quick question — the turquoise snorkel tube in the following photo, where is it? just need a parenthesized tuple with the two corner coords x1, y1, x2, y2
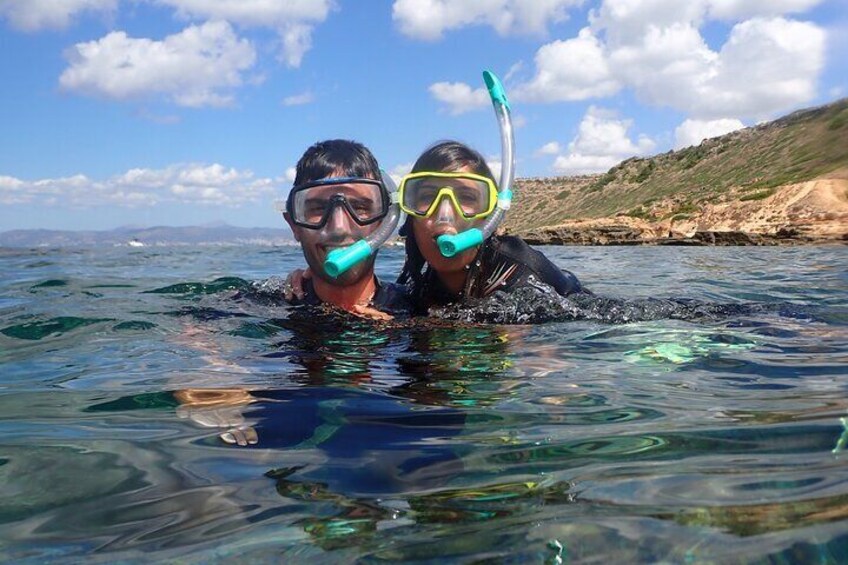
(323, 171, 401, 278)
(437, 70, 515, 258)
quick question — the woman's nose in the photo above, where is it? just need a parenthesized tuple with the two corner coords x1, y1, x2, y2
(435, 195, 456, 224)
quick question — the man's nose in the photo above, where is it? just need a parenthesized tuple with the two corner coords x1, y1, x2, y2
(327, 203, 355, 232)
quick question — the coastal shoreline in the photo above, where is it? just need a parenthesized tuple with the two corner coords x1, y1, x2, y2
(513, 228, 848, 246)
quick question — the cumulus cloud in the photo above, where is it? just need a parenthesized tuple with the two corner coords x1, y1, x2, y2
(487, 157, 503, 183)
(552, 106, 654, 175)
(697, 17, 825, 118)
(59, 21, 256, 107)
(513, 27, 620, 102)
(429, 82, 489, 115)
(392, 0, 582, 41)
(0, 0, 116, 31)
(0, 163, 278, 207)
(155, 0, 334, 67)
(387, 162, 414, 186)
(674, 118, 745, 149)
(282, 91, 314, 106)
(507, 0, 826, 120)
(707, 0, 824, 20)
(536, 141, 562, 155)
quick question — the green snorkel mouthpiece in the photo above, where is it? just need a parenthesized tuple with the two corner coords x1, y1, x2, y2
(325, 240, 372, 278)
(437, 229, 484, 258)
(437, 70, 515, 258)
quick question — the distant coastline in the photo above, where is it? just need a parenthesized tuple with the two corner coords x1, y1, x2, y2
(0, 224, 295, 248)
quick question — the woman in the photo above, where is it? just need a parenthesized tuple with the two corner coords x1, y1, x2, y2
(396, 140, 587, 315)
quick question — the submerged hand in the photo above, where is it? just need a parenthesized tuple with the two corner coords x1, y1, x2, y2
(351, 303, 393, 321)
(175, 388, 259, 446)
(219, 426, 259, 446)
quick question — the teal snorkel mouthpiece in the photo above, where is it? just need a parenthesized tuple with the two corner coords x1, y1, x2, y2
(437, 229, 484, 258)
(438, 69, 515, 258)
(321, 170, 401, 278)
(325, 239, 371, 278)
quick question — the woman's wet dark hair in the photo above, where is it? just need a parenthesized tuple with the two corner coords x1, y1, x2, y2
(293, 139, 380, 187)
(397, 141, 497, 306)
(408, 140, 496, 179)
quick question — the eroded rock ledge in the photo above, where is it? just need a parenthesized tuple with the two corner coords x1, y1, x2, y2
(509, 177, 848, 246)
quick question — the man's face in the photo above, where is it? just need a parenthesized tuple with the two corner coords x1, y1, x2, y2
(285, 181, 383, 286)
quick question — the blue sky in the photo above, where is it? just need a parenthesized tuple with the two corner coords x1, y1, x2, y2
(1, 0, 846, 231)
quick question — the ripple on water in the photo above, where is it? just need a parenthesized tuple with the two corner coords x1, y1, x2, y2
(0, 245, 846, 562)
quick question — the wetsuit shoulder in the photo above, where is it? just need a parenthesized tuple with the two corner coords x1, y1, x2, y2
(373, 279, 413, 315)
(486, 235, 587, 297)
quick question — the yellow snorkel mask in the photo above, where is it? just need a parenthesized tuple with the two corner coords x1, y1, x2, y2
(398, 171, 498, 220)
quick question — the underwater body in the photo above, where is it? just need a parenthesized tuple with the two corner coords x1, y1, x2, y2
(1, 244, 847, 563)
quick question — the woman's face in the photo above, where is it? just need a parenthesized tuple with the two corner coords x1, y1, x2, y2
(410, 166, 488, 275)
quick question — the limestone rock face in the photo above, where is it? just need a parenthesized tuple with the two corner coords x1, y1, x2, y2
(509, 175, 848, 246)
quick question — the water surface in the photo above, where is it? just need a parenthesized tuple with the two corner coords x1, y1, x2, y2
(1, 245, 846, 563)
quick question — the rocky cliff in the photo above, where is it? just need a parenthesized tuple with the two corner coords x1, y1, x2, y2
(503, 98, 848, 245)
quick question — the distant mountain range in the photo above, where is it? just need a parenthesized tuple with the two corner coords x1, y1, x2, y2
(0, 224, 295, 248)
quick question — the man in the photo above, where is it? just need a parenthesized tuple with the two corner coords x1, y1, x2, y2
(282, 139, 409, 319)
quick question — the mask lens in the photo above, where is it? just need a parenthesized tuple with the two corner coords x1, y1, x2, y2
(402, 175, 493, 218)
(291, 180, 386, 228)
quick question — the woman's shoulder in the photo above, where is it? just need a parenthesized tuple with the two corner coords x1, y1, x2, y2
(487, 235, 588, 296)
(488, 234, 541, 262)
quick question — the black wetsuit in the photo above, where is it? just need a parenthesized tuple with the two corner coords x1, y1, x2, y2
(412, 235, 587, 312)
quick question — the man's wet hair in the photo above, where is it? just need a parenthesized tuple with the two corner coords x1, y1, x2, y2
(292, 139, 381, 189)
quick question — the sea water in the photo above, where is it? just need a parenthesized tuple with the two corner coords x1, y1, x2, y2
(0, 244, 846, 563)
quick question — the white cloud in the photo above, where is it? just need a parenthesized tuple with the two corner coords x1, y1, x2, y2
(487, 158, 503, 183)
(392, 0, 582, 41)
(606, 22, 717, 112)
(156, 0, 334, 67)
(0, 175, 25, 190)
(512, 114, 528, 128)
(707, 0, 824, 20)
(386, 162, 413, 186)
(283, 167, 297, 184)
(429, 82, 489, 115)
(552, 106, 655, 175)
(282, 91, 314, 106)
(59, 21, 256, 108)
(697, 17, 826, 118)
(591, 0, 707, 46)
(506, 1, 827, 121)
(0, 164, 278, 207)
(536, 141, 562, 155)
(674, 118, 744, 149)
(0, 0, 115, 31)
(513, 27, 620, 102)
